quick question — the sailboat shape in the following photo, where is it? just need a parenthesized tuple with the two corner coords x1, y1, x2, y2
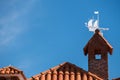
(87, 19, 98, 32)
(85, 11, 109, 35)
(88, 19, 93, 28)
(93, 20, 98, 28)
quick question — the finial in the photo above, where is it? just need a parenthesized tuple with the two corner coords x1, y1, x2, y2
(85, 11, 109, 36)
(95, 29, 100, 33)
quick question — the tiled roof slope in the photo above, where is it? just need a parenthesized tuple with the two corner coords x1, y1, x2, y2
(0, 66, 22, 74)
(29, 62, 103, 80)
(0, 66, 26, 80)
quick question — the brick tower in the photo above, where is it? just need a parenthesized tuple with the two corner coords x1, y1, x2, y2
(83, 29, 113, 80)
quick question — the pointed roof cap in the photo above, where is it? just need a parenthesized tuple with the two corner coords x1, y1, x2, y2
(84, 29, 113, 55)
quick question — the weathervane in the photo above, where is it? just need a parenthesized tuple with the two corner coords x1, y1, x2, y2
(85, 11, 109, 36)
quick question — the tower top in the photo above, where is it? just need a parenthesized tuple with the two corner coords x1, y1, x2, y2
(83, 28, 113, 79)
(83, 29, 113, 56)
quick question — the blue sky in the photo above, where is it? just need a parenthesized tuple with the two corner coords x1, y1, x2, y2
(0, 0, 120, 79)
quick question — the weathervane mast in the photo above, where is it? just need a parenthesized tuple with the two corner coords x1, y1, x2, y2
(94, 11, 99, 27)
(85, 11, 109, 36)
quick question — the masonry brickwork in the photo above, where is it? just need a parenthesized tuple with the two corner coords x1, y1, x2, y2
(89, 56, 108, 79)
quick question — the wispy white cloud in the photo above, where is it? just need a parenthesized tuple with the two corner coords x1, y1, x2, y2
(16, 59, 33, 69)
(0, 0, 37, 46)
(0, 13, 22, 46)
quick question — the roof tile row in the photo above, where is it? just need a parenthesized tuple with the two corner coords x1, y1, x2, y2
(0, 66, 22, 74)
(29, 62, 103, 80)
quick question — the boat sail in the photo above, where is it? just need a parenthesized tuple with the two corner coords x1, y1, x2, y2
(93, 20, 99, 29)
(87, 19, 98, 32)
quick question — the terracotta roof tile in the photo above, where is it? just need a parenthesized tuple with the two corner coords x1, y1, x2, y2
(29, 62, 103, 80)
(0, 66, 27, 80)
(0, 66, 22, 74)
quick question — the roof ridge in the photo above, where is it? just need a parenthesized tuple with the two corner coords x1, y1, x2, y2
(30, 62, 87, 78)
(1, 66, 22, 72)
(88, 72, 103, 80)
(30, 62, 70, 77)
(0, 65, 27, 80)
(96, 31, 113, 48)
(29, 62, 103, 80)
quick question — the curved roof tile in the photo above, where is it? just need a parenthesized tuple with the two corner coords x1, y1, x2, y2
(29, 62, 103, 80)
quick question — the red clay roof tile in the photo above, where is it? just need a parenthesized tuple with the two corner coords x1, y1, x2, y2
(29, 62, 103, 80)
(0, 66, 22, 74)
(0, 66, 26, 80)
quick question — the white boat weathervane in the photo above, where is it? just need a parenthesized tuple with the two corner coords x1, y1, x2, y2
(85, 11, 109, 35)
